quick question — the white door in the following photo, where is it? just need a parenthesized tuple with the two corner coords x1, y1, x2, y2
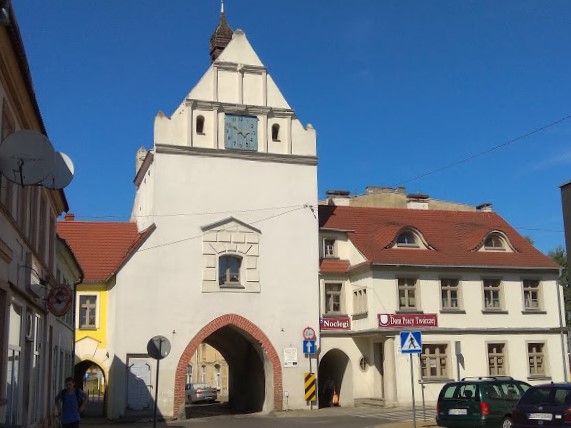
(127, 359, 152, 410)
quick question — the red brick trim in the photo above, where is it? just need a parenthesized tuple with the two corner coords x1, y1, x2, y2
(173, 314, 283, 418)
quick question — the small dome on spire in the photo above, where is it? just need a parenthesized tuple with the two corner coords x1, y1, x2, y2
(209, 0, 233, 63)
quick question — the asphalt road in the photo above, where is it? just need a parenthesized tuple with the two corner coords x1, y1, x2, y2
(83, 402, 438, 428)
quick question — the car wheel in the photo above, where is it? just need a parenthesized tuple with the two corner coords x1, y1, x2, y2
(501, 416, 512, 428)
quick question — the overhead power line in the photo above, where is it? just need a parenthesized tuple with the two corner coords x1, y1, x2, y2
(137, 204, 313, 253)
(392, 113, 571, 187)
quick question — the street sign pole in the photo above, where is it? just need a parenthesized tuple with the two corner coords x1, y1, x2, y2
(400, 331, 422, 428)
(309, 356, 313, 410)
(410, 355, 416, 428)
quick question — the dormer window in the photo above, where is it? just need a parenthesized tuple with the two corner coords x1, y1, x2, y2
(218, 255, 242, 286)
(196, 115, 205, 134)
(396, 231, 418, 247)
(323, 239, 336, 258)
(484, 233, 506, 251)
(271, 124, 280, 142)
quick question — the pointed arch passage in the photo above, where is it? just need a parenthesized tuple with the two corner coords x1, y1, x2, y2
(173, 314, 283, 418)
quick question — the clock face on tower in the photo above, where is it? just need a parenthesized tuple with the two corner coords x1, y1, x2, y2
(224, 114, 258, 151)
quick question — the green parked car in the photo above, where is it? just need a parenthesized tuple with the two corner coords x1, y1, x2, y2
(436, 376, 531, 428)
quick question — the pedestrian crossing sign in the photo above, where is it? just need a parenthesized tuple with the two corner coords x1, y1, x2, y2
(400, 331, 422, 354)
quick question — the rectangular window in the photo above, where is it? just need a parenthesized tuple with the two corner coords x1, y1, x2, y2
(323, 239, 335, 258)
(488, 343, 506, 376)
(7, 303, 22, 426)
(483, 279, 502, 310)
(398, 278, 417, 310)
(528, 343, 545, 377)
(324, 283, 342, 314)
(421, 344, 448, 379)
(441, 279, 459, 309)
(523, 280, 540, 310)
(79, 295, 97, 329)
(353, 288, 367, 315)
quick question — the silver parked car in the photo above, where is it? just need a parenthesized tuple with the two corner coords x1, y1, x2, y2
(185, 383, 218, 403)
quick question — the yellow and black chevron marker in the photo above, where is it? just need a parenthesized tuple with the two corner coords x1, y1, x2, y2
(304, 372, 317, 402)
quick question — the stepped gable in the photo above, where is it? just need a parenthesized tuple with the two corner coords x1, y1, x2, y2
(319, 205, 558, 269)
(57, 220, 155, 282)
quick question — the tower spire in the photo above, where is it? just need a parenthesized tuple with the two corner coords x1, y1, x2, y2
(209, 0, 233, 63)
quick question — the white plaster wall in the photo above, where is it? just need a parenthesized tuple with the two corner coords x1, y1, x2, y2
(110, 153, 319, 417)
(392, 332, 567, 406)
(319, 265, 566, 408)
(366, 271, 561, 329)
(131, 162, 155, 229)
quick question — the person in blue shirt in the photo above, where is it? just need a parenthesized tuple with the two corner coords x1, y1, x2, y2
(55, 377, 87, 428)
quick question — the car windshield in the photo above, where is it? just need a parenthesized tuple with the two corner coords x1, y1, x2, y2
(520, 387, 571, 406)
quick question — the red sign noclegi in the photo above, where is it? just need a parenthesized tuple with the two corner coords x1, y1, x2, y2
(320, 316, 351, 330)
(377, 313, 438, 328)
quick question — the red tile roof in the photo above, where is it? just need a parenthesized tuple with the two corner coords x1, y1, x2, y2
(319, 205, 559, 270)
(320, 259, 350, 273)
(57, 220, 155, 282)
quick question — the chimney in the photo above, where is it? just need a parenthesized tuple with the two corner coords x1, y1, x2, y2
(407, 193, 429, 210)
(65, 213, 75, 222)
(477, 203, 493, 212)
(325, 190, 351, 206)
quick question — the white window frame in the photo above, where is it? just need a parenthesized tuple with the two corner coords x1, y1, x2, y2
(440, 278, 461, 310)
(487, 342, 507, 376)
(218, 254, 243, 287)
(421, 344, 449, 379)
(484, 233, 506, 251)
(353, 288, 367, 316)
(76, 292, 100, 329)
(324, 282, 343, 314)
(398, 278, 418, 310)
(483, 278, 503, 310)
(527, 342, 547, 378)
(396, 231, 419, 248)
(523, 279, 541, 311)
(323, 239, 336, 258)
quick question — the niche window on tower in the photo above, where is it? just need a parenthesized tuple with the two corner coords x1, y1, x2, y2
(196, 115, 205, 135)
(271, 124, 280, 142)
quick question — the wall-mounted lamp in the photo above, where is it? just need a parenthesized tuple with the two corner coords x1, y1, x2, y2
(18, 265, 48, 299)
(19, 265, 47, 285)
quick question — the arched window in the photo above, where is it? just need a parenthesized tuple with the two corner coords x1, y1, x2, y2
(218, 255, 242, 285)
(271, 124, 280, 141)
(196, 115, 205, 134)
(396, 231, 417, 246)
(484, 233, 505, 250)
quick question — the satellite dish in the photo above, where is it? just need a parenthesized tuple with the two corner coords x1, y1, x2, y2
(0, 130, 55, 185)
(41, 151, 74, 189)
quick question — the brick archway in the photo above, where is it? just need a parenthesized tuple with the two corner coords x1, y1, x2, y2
(173, 314, 283, 418)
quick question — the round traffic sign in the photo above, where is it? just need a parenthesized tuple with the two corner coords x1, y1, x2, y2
(303, 326, 316, 341)
(147, 336, 171, 360)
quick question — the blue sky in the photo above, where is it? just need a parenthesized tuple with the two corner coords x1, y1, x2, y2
(13, 1, 571, 255)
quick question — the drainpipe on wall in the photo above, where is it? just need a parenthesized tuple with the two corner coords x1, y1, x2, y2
(556, 268, 568, 381)
(72, 278, 81, 382)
